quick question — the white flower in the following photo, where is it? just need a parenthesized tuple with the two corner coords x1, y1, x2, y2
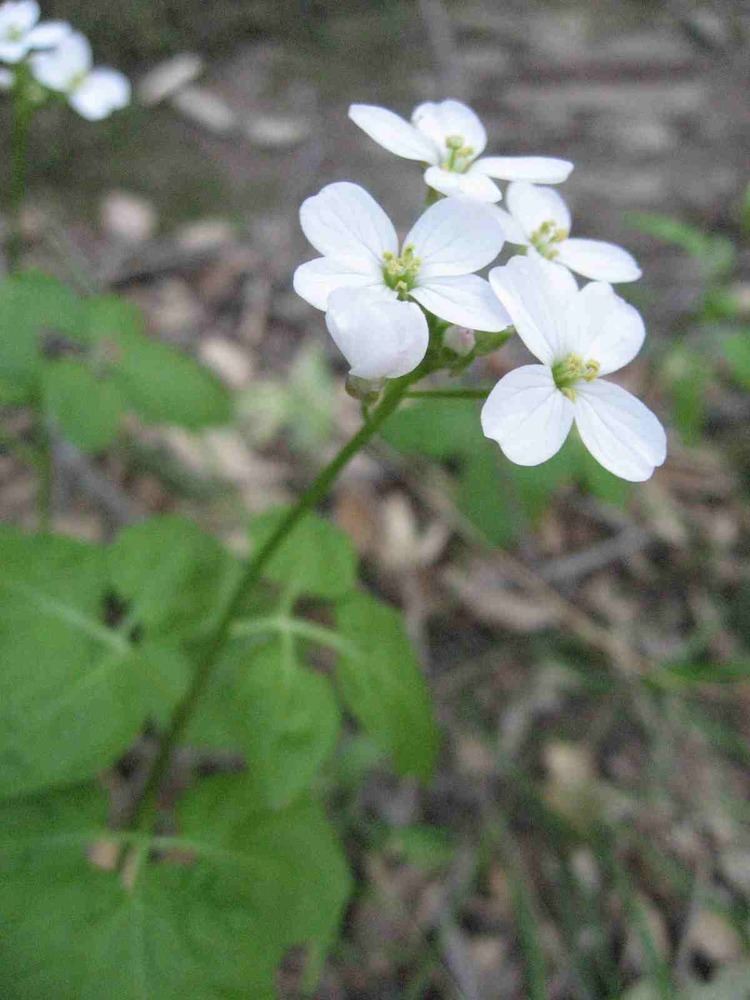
(349, 99, 573, 203)
(326, 287, 430, 379)
(0, 1, 69, 64)
(481, 256, 666, 481)
(496, 181, 641, 282)
(31, 31, 130, 120)
(294, 181, 510, 376)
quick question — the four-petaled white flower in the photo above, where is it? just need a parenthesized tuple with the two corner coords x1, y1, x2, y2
(482, 257, 666, 481)
(349, 99, 573, 204)
(496, 181, 641, 283)
(0, 0, 69, 64)
(294, 181, 510, 378)
(31, 30, 130, 121)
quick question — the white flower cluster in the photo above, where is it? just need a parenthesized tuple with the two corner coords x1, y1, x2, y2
(0, 0, 129, 120)
(294, 99, 666, 482)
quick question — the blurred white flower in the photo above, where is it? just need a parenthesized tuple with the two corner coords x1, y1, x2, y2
(0, 1, 69, 64)
(294, 181, 509, 349)
(496, 181, 641, 283)
(481, 257, 666, 481)
(31, 31, 130, 120)
(349, 99, 573, 203)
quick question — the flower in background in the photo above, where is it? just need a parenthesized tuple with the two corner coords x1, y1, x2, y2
(481, 257, 666, 481)
(496, 181, 641, 282)
(0, 0, 69, 64)
(349, 99, 573, 203)
(31, 30, 129, 120)
(294, 181, 509, 379)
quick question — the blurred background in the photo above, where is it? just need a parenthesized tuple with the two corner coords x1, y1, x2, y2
(3, 1, 750, 997)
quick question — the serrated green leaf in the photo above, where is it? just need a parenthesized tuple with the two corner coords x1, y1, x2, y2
(42, 359, 124, 451)
(0, 271, 84, 402)
(109, 516, 241, 639)
(249, 507, 357, 600)
(0, 528, 190, 798)
(336, 591, 438, 781)
(187, 635, 341, 809)
(0, 778, 350, 999)
(85, 296, 232, 429)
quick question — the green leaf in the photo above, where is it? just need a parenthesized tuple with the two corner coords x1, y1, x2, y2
(249, 507, 357, 600)
(187, 635, 341, 809)
(651, 659, 750, 688)
(627, 213, 735, 279)
(382, 397, 478, 458)
(0, 271, 84, 403)
(386, 825, 455, 870)
(336, 591, 438, 781)
(42, 359, 124, 451)
(85, 296, 232, 429)
(723, 330, 750, 390)
(109, 516, 241, 639)
(0, 527, 190, 798)
(0, 778, 350, 999)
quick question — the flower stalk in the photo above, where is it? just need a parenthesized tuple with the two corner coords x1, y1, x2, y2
(128, 364, 426, 838)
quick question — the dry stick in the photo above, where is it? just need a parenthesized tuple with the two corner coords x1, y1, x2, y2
(375, 446, 650, 677)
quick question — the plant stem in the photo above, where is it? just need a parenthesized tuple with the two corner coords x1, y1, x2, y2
(129, 371, 420, 834)
(405, 387, 491, 400)
(7, 84, 32, 272)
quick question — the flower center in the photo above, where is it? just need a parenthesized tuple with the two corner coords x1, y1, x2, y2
(552, 353, 600, 401)
(442, 134, 475, 173)
(529, 219, 568, 259)
(6, 25, 24, 41)
(382, 244, 421, 298)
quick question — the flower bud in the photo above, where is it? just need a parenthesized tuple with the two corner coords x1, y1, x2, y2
(443, 326, 476, 357)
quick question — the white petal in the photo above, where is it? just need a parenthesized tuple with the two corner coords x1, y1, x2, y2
(556, 238, 641, 283)
(481, 365, 573, 465)
(411, 274, 510, 331)
(348, 103, 439, 164)
(293, 257, 383, 310)
(492, 207, 529, 246)
(299, 182, 397, 272)
(574, 380, 666, 482)
(0, 1, 38, 33)
(529, 253, 579, 300)
(31, 30, 90, 90)
(406, 197, 504, 278)
(474, 156, 574, 183)
(70, 67, 130, 121)
(326, 287, 428, 379)
(26, 20, 71, 48)
(0, 39, 28, 61)
(423, 165, 501, 203)
(562, 282, 645, 374)
(412, 99, 486, 157)
(506, 182, 571, 237)
(488, 255, 566, 365)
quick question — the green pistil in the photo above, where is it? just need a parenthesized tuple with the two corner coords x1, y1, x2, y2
(552, 353, 600, 401)
(383, 244, 421, 298)
(529, 219, 568, 260)
(443, 134, 475, 173)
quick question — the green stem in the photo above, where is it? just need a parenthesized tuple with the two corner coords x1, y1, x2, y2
(8, 84, 33, 272)
(405, 387, 491, 400)
(129, 371, 420, 834)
